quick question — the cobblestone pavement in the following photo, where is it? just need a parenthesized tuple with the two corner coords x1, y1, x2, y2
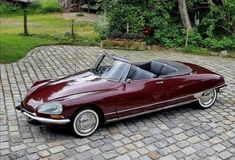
(0, 46, 235, 160)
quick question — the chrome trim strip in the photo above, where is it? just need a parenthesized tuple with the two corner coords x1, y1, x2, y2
(106, 99, 198, 123)
(217, 84, 227, 88)
(104, 112, 117, 116)
(23, 112, 70, 124)
(22, 108, 36, 116)
(117, 95, 194, 114)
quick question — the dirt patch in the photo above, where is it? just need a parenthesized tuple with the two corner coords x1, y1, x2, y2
(63, 12, 103, 22)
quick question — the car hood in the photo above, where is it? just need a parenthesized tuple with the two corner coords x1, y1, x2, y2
(24, 70, 120, 108)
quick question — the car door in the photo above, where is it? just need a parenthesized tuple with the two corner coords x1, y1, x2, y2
(114, 78, 167, 118)
(163, 75, 199, 106)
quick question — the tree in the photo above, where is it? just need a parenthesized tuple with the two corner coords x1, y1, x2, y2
(178, 0, 192, 30)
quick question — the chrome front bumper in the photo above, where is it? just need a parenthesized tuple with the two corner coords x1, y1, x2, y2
(16, 105, 70, 125)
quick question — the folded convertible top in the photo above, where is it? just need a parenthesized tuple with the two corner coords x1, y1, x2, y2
(155, 60, 193, 78)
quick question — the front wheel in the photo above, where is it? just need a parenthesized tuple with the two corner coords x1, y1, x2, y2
(73, 109, 99, 137)
(198, 89, 217, 109)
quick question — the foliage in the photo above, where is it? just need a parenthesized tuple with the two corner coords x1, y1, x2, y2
(102, 0, 146, 40)
(34, 0, 62, 13)
(0, 0, 21, 15)
(180, 46, 212, 56)
(203, 36, 235, 50)
(100, 0, 235, 51)
(94, 22, 110, 40)
(200, 0, 235, 37)
(0, 0, 62, 15)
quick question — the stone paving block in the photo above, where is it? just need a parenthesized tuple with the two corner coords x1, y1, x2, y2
(218, 150, 233, 160)
(116, 146, 128, 154)
(181, 146, 197, 155)
(39, 150, 50, 158)
(90, 148, 101, 156)
(49, 146, 66, 154)
(102, 150, 118, 159)
(115, 154, 131, 160)
(49, 152, 66, 160)
(75, 145, 90, 153)
(130, 134, 144, 141)
(174, 133, 188, 141)
(10, 144, 27, 152)
(188, 136, 201, 144)
(159, 155, 176, 160)
(212, 144, 226, 152)
(0, 142, 9, 149)
(147, 151, 160, 159)
(209, 137, 223, 144)
(128, 150, 140, 159)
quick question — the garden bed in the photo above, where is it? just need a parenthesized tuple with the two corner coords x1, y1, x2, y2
(101, 39, 146, 50)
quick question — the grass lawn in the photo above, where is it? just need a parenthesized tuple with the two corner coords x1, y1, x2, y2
(0, 13, 100, 63)
(0, 34, 56, 63)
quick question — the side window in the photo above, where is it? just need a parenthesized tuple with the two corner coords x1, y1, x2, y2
(127, 65, 137, 80)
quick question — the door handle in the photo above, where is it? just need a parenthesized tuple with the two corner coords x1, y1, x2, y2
(155, 81, 164, 84)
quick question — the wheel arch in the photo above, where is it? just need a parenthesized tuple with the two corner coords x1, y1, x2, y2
(71, 104, 105, 124)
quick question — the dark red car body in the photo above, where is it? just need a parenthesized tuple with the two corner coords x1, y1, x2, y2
(18, 55, 225, 124)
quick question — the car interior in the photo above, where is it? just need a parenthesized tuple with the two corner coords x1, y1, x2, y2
(127, 60, 192, 80)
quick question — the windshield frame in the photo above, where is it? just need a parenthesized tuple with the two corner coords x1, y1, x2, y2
(91, 53, 132, 82)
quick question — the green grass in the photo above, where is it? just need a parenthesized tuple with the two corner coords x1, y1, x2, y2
(0, 34, 56, 63)
(0, 0, 62, 15)
(180, 46, 235, 57)
(180, 46, 213, 56)
(0, 13, 100, 63)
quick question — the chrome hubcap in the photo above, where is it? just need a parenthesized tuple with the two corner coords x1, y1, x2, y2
(200, 90, 215, 105)
(76, 112, 97, 134)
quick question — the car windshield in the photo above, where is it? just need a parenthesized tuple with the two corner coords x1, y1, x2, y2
(92, 54, 131, 82)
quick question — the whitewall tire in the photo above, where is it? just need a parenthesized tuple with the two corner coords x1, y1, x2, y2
(198, 89, 217, 108)
(73, 109, 99, 137)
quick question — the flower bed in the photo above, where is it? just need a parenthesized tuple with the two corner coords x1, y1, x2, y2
(101, 39, 146, 50)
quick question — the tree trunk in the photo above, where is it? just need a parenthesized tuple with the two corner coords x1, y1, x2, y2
(23, 4, 28, 35)
(178, 0, 192, 30)
(59, 0, 72, 11)
(207, 0, 215, 5)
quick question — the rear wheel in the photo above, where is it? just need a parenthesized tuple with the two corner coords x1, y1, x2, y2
(73, 108, 99, 137)
(198, 89, 217, 109)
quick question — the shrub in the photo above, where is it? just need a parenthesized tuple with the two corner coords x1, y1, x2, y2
(35, 0, 62, 13)
(0, 0, 62, 15)
(94, 22, 110, 40)
(0, 1, 21, 15)
(200, 0, 235, 37)
(203, 36, 235, 51)
(102, 0, 146, 40)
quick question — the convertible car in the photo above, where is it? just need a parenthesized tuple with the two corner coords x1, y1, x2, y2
(16, 53, 226, 137)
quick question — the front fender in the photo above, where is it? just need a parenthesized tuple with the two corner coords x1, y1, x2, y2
(57, 90, 117, 120)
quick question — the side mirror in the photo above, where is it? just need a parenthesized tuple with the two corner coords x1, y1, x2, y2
(125, 78, 131, 84)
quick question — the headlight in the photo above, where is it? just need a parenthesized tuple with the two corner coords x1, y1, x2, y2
(37, 102, 63, 115)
